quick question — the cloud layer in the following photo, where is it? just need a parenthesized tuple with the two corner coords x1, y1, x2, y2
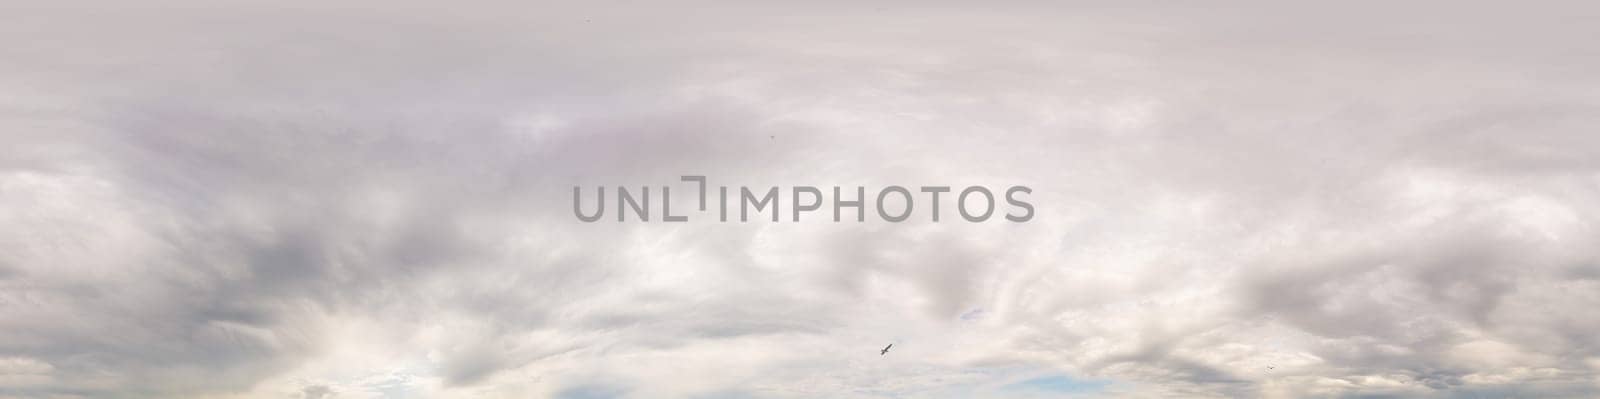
(2, 1, 1598, 398)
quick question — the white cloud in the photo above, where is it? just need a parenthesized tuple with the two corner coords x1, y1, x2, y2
(1, 1, 1597, 398)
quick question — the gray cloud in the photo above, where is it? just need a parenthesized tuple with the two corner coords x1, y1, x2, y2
(1, 1, 1597, 398)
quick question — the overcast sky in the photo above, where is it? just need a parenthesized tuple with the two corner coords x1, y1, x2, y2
(2, 1, 1599, 398)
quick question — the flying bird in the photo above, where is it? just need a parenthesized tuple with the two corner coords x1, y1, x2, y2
(880, 344, 893, 355)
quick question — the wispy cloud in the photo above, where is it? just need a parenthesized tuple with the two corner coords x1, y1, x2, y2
(1, 1, 1597, 398)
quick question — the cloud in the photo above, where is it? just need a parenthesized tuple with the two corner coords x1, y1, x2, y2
(1, 1, 1597, 398)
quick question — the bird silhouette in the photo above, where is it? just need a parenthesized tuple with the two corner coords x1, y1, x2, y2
(880, 344, 893, 355)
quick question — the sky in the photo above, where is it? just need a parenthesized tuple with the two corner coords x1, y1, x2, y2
(2, 1, 1599, 398)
